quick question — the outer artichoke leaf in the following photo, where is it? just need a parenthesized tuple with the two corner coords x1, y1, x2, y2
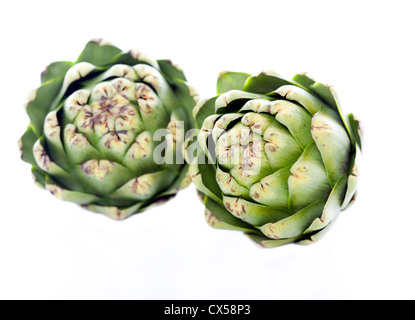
(45, 183, 100, 205)
(311, 106, 352, 186)
(205, 197, 255, 232)
(109, 52, 142, 67)
(76, 40, 122, 67)
(215, 90, 270, 114)
(189, 164, 220, 202)
(44, 173, 88, 198)
(341, 165, 359, 210)
(260, 201, 325, 240)
(82, 202, 144, 221)
(349, 113, 363, 151)
(298, 223, 333, 245)
(243, 71, 296, 94)
(223, 196, 291, 226)
(276, 85, 327, 115)
(293, 73, 338, 110)
(197, 163, 223, 201)
(31, 167, 47, 189)
(157, 60, 187, 82)
(193, 97, 218, 129)
(309, 82, 338, 111)
(26, 79, 64, 136)
(245, 233, 302, 248)
(292, 73, 316, 89)
(19, 127, 39, 167)
(322, 86, 356, 146)
(205, 208, 242, 231)
(305, 174, 348, 233)
(217, 71, 251, 95)
(41, 61, 73, 84)
(137, 195, 179, 215)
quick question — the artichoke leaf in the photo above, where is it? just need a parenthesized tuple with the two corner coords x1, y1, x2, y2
(82, 202, 144, 221)
(288, 143, 332, 212)
(216, 166, 251, 199)
(249, 166, 291, 210)
(276, 85, 327, 115)
(349, 113, 363, 151)
(189, 163, 223, 204)
(41, 61, 73, 84)
(223, 196, 291, 226)
(217, 71, 251, 94)
(311, 106, 352, 186)
(26, 79, 64, 136)
(157, 59, 187, 82)
(243, 71, 296, 94)
(260, 201, 325, 240)
(112, 169, 178, 201)
(193, 97, 217, 129)
(245, 233, 302, 248)
(76, 40, 122, 67)
(215, 90, 270, 114)
(270, 100, 314, 149)
(19, 127, 39, 167)
(304, 174, 348, 234)
(204, 197, 255, 232)
(45, 183, 100, 205)
(73, 160, 136, 196)
(341, 164, 359, 210)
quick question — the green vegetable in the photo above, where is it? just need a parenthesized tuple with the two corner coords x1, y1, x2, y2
(186, 71, 361, 247)
(19, 39, 198, 220)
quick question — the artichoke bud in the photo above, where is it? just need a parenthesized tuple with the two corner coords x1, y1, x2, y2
(20, 40, 197, 219)
(187, 71, 362, 247)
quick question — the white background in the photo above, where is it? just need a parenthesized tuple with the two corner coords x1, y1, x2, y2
(1, 0, 414, 300)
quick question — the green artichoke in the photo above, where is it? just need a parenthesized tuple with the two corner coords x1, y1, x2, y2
(186, 71, 362, 247)
(19, 39, 198, 220)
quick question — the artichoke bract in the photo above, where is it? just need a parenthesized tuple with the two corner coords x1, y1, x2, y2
(20, 40, 198, 220)
(186, 71, 362, 247)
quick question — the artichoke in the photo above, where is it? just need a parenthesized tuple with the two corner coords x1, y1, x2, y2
(19, 39, 198, 220)
(186, 71, 362, 247)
